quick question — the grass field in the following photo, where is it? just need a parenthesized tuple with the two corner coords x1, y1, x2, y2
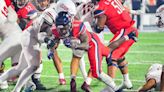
(1, 32, 164, 92)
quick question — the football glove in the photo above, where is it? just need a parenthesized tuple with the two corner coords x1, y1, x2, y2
(63, 38, 72, 48)
(127, 31, 138, 42)
(44, 37, 56, 49)
(47, 49, 54, 60)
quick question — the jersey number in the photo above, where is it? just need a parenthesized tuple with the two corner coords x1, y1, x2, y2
(1, 6, 8, 17)
(111, 0, 125, 14)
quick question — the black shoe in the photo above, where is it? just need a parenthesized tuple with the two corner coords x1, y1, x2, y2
(31, 75, 46, 90)
(81, 82, 92, 92)
(70, 79, 76, 92)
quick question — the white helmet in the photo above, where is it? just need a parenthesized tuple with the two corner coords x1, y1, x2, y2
(56, 0, 77, 16)
(72, 0, 88, 4)
(156, 5, 164, 28)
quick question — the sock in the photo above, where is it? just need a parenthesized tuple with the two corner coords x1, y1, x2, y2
(59, 73, 65, 79)
(99, 72, 118, 91)
(79, 56, 87, 80)
(123, 73, 129, 81)
(33, 63, 43, 79)
(71, 75, 76, 80)
(85, 77, 92, 85)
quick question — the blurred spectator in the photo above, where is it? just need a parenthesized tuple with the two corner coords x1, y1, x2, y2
(132, 0, 142, 29)
(157, 0, 164, 8)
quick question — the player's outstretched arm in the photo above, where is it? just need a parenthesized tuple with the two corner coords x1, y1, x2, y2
(138, 79, 156, 92)
(161, 65, 164, 91)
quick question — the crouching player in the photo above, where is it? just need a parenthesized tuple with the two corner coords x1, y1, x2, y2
(138, 64, 163, 92)
(55, 11, 138, 92)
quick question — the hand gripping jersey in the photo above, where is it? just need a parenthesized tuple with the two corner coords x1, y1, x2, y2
(95, 0, 135, 34)
(0, 0, 13, 24)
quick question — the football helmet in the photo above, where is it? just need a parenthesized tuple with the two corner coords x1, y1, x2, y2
(56, 0, 77, 16)
(55, 11, 72, 38)
(35, 0, 50, 11)
(16, 0, 29, 8)
(156, 5, 164, 28)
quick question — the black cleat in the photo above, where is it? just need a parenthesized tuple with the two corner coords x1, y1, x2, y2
(81, 82, 92, 92)
(31, 75, 46, 90)
(70, 79, 76, 92)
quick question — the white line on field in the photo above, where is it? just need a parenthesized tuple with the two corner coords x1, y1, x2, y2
(42, 49, 164, 54)
(41, 75, 145, 83)
(42, 59, 163, 65)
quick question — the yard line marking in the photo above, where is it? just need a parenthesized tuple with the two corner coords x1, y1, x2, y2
(42, 49, 164, 54)
(42, 59, 163, 65)
(41, 75, 145, 83)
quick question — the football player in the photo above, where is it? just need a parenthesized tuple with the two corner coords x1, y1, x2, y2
(0, 2, 57, 92)
(0, 0, 22, 89)
(93, 0, 139, 90)
(55, 11, 137, 92)
(12, 0, 47, 90)
(138, 64, 163, 92)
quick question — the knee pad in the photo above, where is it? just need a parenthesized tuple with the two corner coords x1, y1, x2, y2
(106, 56, 118, 68)
(118, 63, 128, 69)
(117, 57, 125, 65)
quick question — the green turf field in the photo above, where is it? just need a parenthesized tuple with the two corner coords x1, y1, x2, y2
(1, 32, 164, 92)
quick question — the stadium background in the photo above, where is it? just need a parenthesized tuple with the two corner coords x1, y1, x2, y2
(1, 0, 164, 92)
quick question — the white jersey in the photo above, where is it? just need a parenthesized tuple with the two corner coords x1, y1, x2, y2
(146, 64, 163, 91)
(0, 0, 8, 24)
(0, 0, 19, 38)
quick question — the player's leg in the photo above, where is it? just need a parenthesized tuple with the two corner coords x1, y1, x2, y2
(73, 49, 87, 80)
(0, 35, 22, 89)
(138, 79, 156, 92)
(79, 56, 87, 80)
(52, 50, 66, 85)
(8, 49, 21, 83)
(12, 47, 40, 92)
(70, 55, 81, 92)
(32, 51, 46, 90)
(0, 51, 27, 84)
(117, 58, 132, 89)
(84, 35, 118, 91)
(161, 65, 164, 91)
(81, 69, 92, 92)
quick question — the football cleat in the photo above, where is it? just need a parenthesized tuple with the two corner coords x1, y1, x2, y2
(23, 81, 36, 92)
(31, 75, 46, 90)
(81, 82, 92, 92)
(59, 78, 66, 85)
(70, 79, 76, 92)
(118, 80, 133, 90)
(0, 81, 8, 89)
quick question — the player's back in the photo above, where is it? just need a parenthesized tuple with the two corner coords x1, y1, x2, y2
(96, 0, 135, 34)
(72, 20, 92, 42)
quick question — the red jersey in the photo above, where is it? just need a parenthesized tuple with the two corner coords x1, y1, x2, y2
(95, 0, 135, 34)
(4, 0, 11, 7)
(17, 2, 36, 19)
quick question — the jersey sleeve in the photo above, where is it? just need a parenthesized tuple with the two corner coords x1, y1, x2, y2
(72, 22, 86, 38)
(5, 0, 11, 7)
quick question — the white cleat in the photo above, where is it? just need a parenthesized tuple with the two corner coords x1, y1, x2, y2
(118, 80, 133, 90)
(0, 81, 8, 89)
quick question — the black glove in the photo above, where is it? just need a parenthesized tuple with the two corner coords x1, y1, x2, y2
(44, 37, 56, 49)
(127, 31, 138, 42)
(94, 25, 104, 33)
(63, 38, 72, 48)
